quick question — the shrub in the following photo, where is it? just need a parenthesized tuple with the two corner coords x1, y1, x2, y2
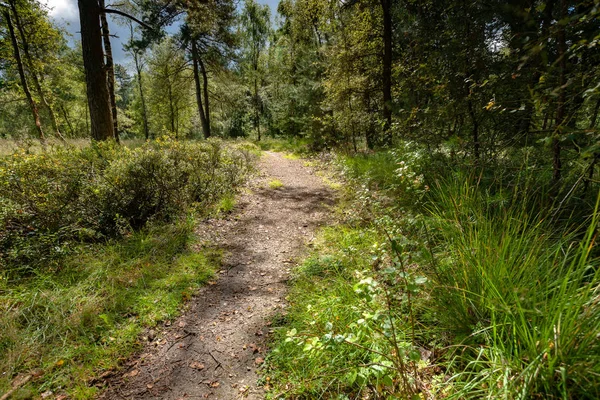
(0, 138, 257, 277)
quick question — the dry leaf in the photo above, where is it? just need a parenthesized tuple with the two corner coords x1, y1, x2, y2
(124, 369, 139, 378)
(189, 361, 205, 370)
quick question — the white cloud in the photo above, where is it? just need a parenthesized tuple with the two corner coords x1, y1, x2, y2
(42, 0, 78, 20)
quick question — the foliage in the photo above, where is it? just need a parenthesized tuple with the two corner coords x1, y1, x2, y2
(265, 226, 428, 398)
(267, 143, 600, 399)
(0, 138, 257, 277)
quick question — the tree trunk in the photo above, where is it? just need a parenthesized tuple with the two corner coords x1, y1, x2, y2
(199, 58, 211, 137)
(99, 0, 119, 142)
(166, 64, 176, 136)
(380, 0, 393, 147)
(60, 104, 75, 137)
(78, 0, 115, 141)
(134, 53, 150, 140)
(191, 40, 210, 139)
(4, 10, 45, 144)
(467, 98, 480, 161)
(10, 1, 65, 142)
(553, 0, 567, 183)
(130, 23, 150, 140)
(365, 91, 375, 149)
(254, 78, 260, 141)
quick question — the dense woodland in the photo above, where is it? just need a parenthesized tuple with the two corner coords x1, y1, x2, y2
(1, 0, 600, 180)
(1, 0, 600, 398)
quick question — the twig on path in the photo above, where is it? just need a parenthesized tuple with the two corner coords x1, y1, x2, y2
(208, 351, 223, 370)
(165, 331, 195, 354)
(227, 266, 239, 276)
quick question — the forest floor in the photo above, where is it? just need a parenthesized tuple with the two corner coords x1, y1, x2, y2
(98, 151, 335, 399)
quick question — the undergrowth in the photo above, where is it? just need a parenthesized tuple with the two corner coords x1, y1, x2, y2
(0, 138, 256, 398)
(266, 143, 600, 399)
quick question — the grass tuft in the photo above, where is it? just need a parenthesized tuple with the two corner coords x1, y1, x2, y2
(268, 179, 284, 189)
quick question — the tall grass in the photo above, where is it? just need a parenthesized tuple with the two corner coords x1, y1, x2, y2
(427, 176, 600, 399)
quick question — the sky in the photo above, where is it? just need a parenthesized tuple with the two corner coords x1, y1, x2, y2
(42, 0, 280, 66)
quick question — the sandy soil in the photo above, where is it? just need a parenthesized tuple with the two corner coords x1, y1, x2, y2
(98, 151, 335, 399)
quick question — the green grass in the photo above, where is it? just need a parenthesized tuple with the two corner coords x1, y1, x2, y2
(216, 193, 237, 214)
(265, 226, 420, 398)
(425, 177, 600, 399)
(283, 153, 301, 160)
(268, 179, 284, 189)
(0, 219, 220, 399)
(267, 146, 600, 399)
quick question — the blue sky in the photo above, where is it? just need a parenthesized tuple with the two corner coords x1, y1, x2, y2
(43, 0, 280, 66)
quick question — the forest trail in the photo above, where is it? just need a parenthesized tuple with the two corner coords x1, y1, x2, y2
(99, 151, 335, 399)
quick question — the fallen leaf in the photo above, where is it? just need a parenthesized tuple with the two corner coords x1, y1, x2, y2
(189, 361, 205, 370)
(31, 369, 44, 378)
(41, 390, 53, 398)
(255, 357, 264, 365)
(124, 369, 139, 378)
(210, 381, 220, 388)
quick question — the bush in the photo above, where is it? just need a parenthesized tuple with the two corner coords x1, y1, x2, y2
(0, 138, 257, 277)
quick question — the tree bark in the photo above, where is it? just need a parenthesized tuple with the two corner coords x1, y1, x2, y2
(130, 23, 150, 140)
(78, 0, 115, 141)
(191, 40, 210, 139)
(380, 0, 393, 147)
(10, 0, 65, 142)
(254, 78, 260, 141)
(4, 10, 45, 144)
(553, 0, 567, 183)
(166, 63, 176, 136)
(99, 0, 119, 142)
(134, 53, 150, 140)
(60, 104, 75, 137)
(199, 58, 211, 137)
(467, 98, 480, 161)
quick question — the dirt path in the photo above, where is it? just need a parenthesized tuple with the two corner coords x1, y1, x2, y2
(99, 152, 335, 399)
